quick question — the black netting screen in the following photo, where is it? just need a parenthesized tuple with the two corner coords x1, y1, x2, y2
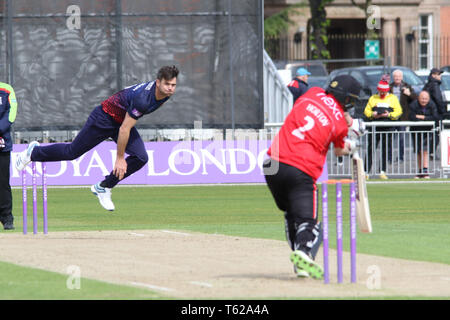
(0, 0, 263, 130)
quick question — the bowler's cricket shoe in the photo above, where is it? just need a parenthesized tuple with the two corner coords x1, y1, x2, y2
(91, 183, 115, 211)
(290, 250, 324, 280)
(15, 141, 40, 171)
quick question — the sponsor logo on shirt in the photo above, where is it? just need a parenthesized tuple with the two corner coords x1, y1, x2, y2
(316, 92, 343, 121)
(131, 108, 143, 117)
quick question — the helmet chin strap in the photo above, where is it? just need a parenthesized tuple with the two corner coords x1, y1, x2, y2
(344, 103, 355, 110)
(342, 95, 359, 111)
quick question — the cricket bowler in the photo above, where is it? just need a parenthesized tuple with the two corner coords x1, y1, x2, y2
(16, 65, 179, 211)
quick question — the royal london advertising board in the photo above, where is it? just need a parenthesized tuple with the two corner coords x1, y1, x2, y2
(11, 140, 329, 186)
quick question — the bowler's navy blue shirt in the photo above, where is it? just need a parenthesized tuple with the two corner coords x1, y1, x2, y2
(101, 81, 169, 124)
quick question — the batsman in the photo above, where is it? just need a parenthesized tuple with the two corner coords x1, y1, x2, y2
(263, 75, 366, 279)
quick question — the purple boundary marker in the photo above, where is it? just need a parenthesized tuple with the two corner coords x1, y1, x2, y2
(336, 182, 343, 283)
(322, 183, 329, 284)
(350, 182, 357, 283)
(42, 163, 48, 234)
(32, 162, 38, 234)
(22, 169, 27, 234)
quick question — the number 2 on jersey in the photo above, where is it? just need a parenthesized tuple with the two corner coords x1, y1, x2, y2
(291, 116, 315, 140)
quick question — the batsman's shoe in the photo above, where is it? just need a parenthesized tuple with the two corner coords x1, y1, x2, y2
(290, 250, 324, 280)
(15, 141, 40, 171)
(294, 266, 309, 278)
(2, 220, 15, 230)
(91, 183, 115, 211)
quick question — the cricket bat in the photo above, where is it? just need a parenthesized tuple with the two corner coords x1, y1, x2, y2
(351, 152, 373, 233)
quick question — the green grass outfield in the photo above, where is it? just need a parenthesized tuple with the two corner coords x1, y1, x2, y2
(1, 181, 449, 300)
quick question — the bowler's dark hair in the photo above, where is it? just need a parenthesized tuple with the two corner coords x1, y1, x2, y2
(157, 65, 179, 81)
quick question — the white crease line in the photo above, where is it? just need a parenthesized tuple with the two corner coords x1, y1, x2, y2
(190, 281, 213, 288)
(129, 232, 145, 237)
(161, 230, 191, 236)
(129, 281, 176, 292)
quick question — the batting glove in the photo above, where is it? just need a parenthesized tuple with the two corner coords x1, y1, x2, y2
(344, 138, 360, 155)
(348, 118, 366, 139)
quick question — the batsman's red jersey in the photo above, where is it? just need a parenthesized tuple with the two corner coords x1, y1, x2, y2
(267, 87, 348, 182)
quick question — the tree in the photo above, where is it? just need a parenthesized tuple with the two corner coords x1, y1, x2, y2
(264, 0, 334, 60)
(264, 3, 306, 39)
(308, 0, 333, 59)
(264, 3, 307, 59)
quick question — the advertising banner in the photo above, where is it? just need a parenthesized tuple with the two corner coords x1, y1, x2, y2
(11, 140, 328, 186)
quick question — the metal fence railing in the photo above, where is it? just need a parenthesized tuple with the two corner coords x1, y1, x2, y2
(265, 34, 450, 71)
(263, 49, 293, 123)
(329, 122, 439, 178)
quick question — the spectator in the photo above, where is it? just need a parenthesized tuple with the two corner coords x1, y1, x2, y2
(0, 82, 17, 230)
(390, 69, 417, 162)
(423, 68, 446, 119)
(423, 67, 446, 157)
(409, 91, 440, 179)
(287, 67, 311, 102)
(364, 80, 402, 179)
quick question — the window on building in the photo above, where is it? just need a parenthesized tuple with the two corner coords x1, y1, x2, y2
(418, 14, 433, 70)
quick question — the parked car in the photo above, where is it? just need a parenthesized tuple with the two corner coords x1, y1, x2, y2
(325, 66, 424, 118)
(415, 69, 450, 112)
(414, 69, 428, 83)
(275, 60, 329, 78)
(441, 73, 450, 112)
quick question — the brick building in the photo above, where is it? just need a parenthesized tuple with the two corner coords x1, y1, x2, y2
(265, 0, 450, 69)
